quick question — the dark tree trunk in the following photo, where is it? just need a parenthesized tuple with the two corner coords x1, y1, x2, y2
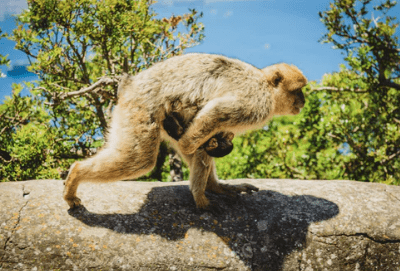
(169, 149, 183, 182)
(150, 142, 169, 181)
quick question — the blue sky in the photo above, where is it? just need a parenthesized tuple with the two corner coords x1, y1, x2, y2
(1, 0, 399, 101)
(154, 0, 344, 79)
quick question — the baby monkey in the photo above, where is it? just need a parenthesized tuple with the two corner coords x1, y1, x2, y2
(163, 113, 234, 158)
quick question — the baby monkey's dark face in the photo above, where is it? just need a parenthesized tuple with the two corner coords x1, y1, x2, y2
(202, 131, 234, 158)
(163, 114, 234, 158)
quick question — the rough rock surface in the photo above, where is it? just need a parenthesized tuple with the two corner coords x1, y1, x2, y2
(0, 179, 400, 270)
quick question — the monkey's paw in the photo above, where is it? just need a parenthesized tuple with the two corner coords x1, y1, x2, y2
(64, 196, 82, 209)
(237, 183, 260, 194)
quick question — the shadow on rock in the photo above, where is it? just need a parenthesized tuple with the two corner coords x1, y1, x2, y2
(69, 185, 339, 270)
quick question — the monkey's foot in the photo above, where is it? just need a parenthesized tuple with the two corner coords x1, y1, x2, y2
(219, 183, 259, 197)
(64, 196, 82, 209)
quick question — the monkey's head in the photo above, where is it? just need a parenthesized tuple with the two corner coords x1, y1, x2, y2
(263, 63, 307, 116)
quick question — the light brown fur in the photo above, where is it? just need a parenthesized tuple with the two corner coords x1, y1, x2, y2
(63, 53, 307, 211)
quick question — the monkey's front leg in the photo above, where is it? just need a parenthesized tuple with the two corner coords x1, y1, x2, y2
(178, 121, 216, 155)
(178, 97, 241, 155)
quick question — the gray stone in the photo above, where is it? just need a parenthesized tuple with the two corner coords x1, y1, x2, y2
(0, 179, 399, 270)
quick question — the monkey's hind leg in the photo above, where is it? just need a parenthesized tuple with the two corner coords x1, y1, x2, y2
(64, 112, 160, 209)
(64, 147, 158, 209)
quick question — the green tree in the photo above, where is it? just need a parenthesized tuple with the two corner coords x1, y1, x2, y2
(217, 0, 400, 185)
(1, 28, 58, 181)
(0, 28, 10, 73)
(1, 0, 204, 181)
(320, 0, 399, 89)
(0, 83, 64, 181)
(317, 0, 400, 183)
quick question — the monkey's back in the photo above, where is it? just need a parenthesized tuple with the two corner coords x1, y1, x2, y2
(133, 54, 267, 102)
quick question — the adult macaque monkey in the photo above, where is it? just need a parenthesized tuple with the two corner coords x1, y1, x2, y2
(64, 53, 307, 213)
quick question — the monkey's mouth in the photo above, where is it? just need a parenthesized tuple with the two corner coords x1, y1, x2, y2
(294, 100, 305, 108)
(292, 104, 304, 114)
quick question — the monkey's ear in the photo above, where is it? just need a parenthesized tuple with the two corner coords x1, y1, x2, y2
(269, 71, 283, 87)
(264, 68, 283, 87)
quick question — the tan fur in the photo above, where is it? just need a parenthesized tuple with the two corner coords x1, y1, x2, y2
(64, 53, 308, 211)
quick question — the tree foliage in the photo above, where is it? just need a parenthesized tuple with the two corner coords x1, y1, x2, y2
(0, 84, 64, 181)
(319, 0, 399, 89)
(1, 0, 204, 181)
(216, 0, 400, 185)
(0, 28, 10, 73)
(318, 0, 400, 183)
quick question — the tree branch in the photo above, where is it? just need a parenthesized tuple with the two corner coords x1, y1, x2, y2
(58, 77, 119, 99)
(380, 80, 400, 90)
(65, 30, 90, 83)
(0, 116, 29, 135)
(90, 93, 108, 131)
(380, 149, 400, 165)
(0, 154, 14, 163)
(311, 86, 368, 93)
(328, 131, 370, 161)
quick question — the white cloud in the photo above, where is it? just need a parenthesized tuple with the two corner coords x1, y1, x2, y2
(0, 0, 27, 21)
(223, 10, 233, 18)
(1, 72, 6, 78)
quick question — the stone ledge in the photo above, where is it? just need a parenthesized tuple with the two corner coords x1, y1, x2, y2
(0, 179, 399, 270)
